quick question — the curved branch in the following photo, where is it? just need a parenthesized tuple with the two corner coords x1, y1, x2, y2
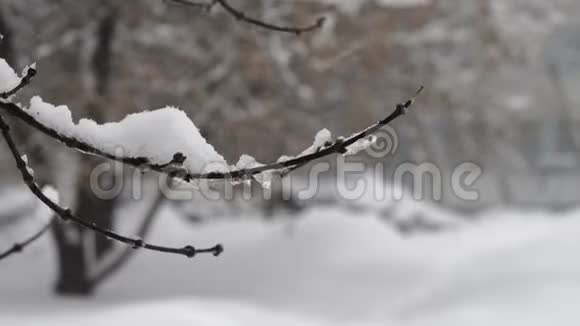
(0, 114, 223, 258)
(168, 0, 325, 35)
(92, 190, 165, 285)
(215, 0, 325, 35)
(0, 70, 423, 183)
(5, 104, 190, 171)
(0, 66, 36, 99)
(191, 86, 424, 180)
(0, 216, 54, 260)
(166, 0, 216, 12)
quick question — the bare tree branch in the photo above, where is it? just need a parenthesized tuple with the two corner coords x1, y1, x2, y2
(0, 216, 54, 260)
(167, 0, 325, 35)
(92, 190, 165, 284)
(166, 0, 216, 12)
(0, 114, 223, 258)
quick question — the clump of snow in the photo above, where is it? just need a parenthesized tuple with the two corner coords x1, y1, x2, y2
(344, 136, 377, 156)
(0, 59, 21, 94)
(38, 186, 59, 224)
(235, 154, 261, 170)
(275, 128, 377, 160)
(311, 128, 332, 150)
(20, 155, 35, 177)
(25, 97, 227, 174)
(22, 62, 36, 76)
(278, 128, 332, 163)
(234, 154, 273, 188)
(41, 185, 59, 204)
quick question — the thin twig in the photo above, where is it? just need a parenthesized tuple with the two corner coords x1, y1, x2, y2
(165, 0, 216, 12)
(0, 114, 223, 258)
(0, 216, 54, 260)
(167, 0, 325, 35)
(185, 86, 425, 180)
(0, 66, 36, 99)
(92, 190, 165, 284)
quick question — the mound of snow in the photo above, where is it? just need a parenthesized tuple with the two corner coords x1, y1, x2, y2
(25, 97, 226, 174)
(2, 185, 580, 326)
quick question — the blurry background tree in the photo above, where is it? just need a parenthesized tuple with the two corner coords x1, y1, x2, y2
(0, 0, 579, 296)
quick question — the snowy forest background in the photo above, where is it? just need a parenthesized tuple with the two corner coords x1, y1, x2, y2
(1, 0, 580, 325)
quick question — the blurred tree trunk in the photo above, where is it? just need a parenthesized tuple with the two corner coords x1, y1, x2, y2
(52, 8, 119, 296)
(471, 0, 513, 205)
(0, 8, 15, 67)
(52, 224, 94, 295)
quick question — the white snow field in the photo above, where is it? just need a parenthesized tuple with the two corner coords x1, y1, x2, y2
(1, 202, 580, 326)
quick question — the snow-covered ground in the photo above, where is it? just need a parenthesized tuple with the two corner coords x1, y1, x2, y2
(1, 201, 580, 325)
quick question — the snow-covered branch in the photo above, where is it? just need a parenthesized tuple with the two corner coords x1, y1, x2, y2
(0, 60, 421, 260)
(0, 3, 422, 261)
(167, 0, 325, 35)
(0, 77, 423, 184)
(0, 63, 36, 99)
(0, 113, 223, 259)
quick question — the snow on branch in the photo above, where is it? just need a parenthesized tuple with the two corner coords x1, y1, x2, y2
(0, 4, 419, 262)
(0, 67, 423, 185)
(0, 66, 226, 176)
(167, 0, 325, 35)
(0, 59, 36, 99)
(0, 114, 223, 258)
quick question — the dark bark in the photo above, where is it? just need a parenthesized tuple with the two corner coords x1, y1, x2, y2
(92, 10, 117, 96)
(51, 186, 117, 295)
(77, 181, 117, 258)
(51, 223, 94, 296)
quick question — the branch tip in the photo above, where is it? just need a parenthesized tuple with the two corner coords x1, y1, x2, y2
(0, 64, 37, 99)
(212, 243, 224, 256)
